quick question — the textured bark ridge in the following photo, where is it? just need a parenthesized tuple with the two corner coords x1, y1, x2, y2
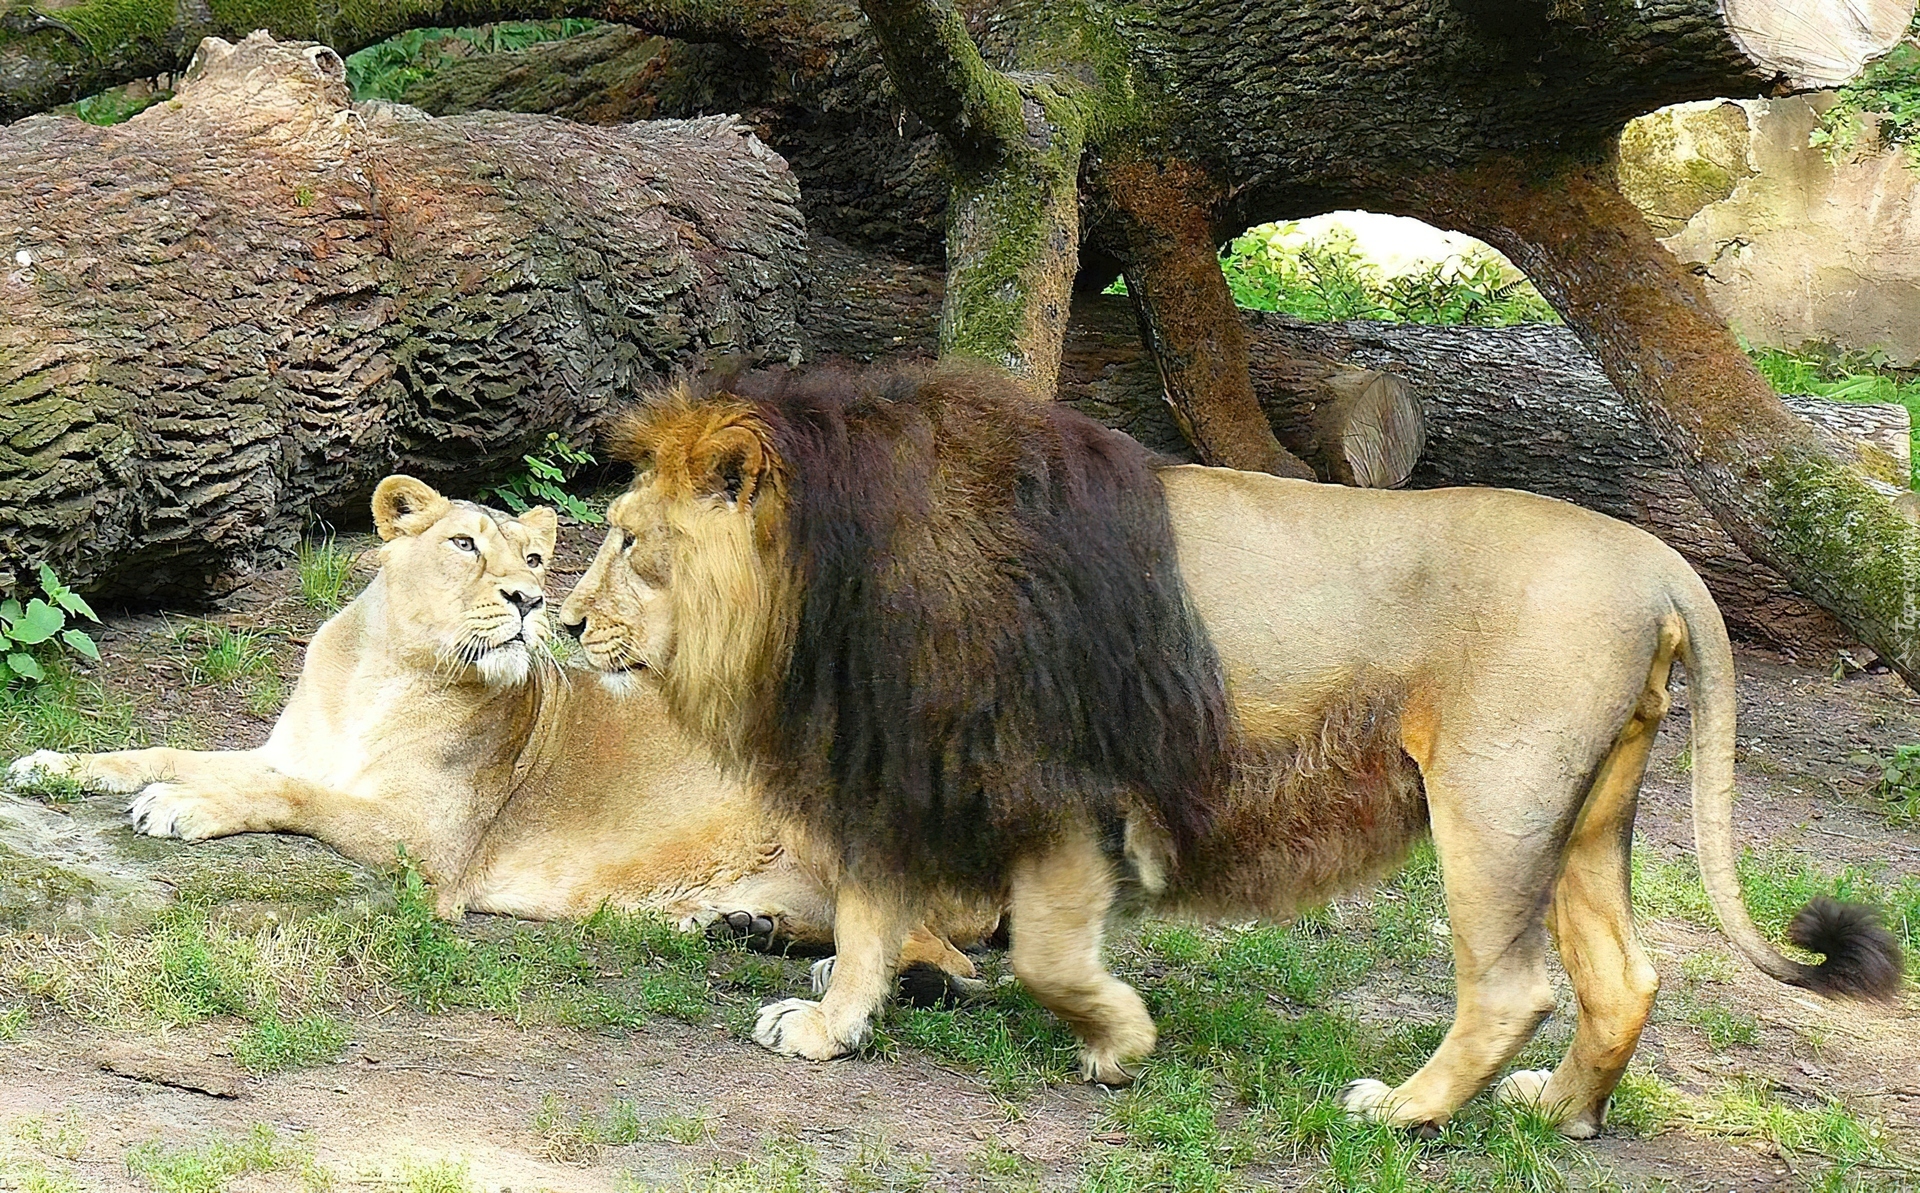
(800, 239, 1893, 652)
(0, 32, 804, 602)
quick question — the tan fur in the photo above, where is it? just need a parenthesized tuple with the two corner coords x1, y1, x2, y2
(562, 423, 1860, 1137)
(6, 478, 990, 969)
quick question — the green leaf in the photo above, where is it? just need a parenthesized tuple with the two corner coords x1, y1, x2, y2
(9, 599, 63, 645)
(0, 657, 11, 683)
(61, 628, 100, 660)
(0, 598, 20, 628)
(53, 589, 97, 621)
(6, 652, 43, 682)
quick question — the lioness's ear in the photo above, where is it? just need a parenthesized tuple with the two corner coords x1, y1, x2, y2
(698, 425, 770, 506)
(371, 475, 452, 541)
(517, 506, 559, 556)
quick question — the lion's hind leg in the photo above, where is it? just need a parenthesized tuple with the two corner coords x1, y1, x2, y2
(1340, 756, 1565, 1134)
(1008, 830, 1156, 1086)
(1498, 678, 1669, 1138)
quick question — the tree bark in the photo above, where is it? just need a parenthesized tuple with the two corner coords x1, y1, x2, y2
(799, 237, 1893, 654)
(8, 0, 1919, 663)
(0, 32, 804, 603)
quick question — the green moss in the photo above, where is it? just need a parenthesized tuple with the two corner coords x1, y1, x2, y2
(0, 845, 100, 925)
(41, 0, 175, 54)
(1759, 450, 1918, 658)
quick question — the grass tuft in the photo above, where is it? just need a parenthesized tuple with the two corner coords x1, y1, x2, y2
(296, 538, 358, 613)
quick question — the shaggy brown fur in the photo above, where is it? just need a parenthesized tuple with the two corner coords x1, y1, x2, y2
(1160, 685, 1430, 920)
(605, 362, 1231, 894)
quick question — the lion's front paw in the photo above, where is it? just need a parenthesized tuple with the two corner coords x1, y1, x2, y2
(1494, 1069, 1601, 1139)
(1339, 1079, 1442, 1138)
(127, 783, 235, 842)
(751, 998, 862, 1061)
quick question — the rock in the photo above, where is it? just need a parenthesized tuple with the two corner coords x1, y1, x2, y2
(1620, 96, 1920, 366)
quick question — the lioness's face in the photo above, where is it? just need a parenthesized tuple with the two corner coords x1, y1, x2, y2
(559, 488, 677, 682)
(370, 475, 558, 688)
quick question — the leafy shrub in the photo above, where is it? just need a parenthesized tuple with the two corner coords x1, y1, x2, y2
(1812, 19, 1920, 168)
(0, 565, 101, 686)
(480, 432, 604, 524)
(1874, 744, 1920, 823)
(1120, 222, 1561, 327)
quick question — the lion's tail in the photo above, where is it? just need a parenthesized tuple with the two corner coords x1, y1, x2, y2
(1673, 580, 1904, 1000)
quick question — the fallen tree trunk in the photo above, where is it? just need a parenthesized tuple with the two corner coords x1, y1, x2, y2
(0, 32, 805, 603)
(801, 238, 1896, 653)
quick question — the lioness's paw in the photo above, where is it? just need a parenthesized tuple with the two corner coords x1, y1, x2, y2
(7, 750, 74, 791)
(751, 998, 862, 1061)
(127, 783, 232, 842)
(1078, 1044, 1143, 1087)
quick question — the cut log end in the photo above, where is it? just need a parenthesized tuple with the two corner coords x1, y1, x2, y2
(1722, 0, 1915, 90)
(1313, 369, 1426, 489)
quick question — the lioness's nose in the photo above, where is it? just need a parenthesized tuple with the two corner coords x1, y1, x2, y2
(561, 616, 586, 641)
(503, 588, 543, 616)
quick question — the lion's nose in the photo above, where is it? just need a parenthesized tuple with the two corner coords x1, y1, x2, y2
(503, 588, 543, 617)
(561, 616, 586, 641)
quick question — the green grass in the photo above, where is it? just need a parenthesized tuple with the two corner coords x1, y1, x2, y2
(0, 659, 138, 761)
(230, 1009, 348, 1073)
(344, 20, 599, 102)
(1750, 346, 1920, 486)
(173, 623, 276, 687)
(123, 1124, 318, 1193)
(1685, 1000, 1760, 1050)
(296, 537, 358, 613)
(390, 1157, 478, 1193)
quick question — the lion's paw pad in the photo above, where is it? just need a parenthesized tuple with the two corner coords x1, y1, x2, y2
(127, 783, 224, 841)
(1077, 1046, 1142, 1087)
(704, 910, 778, 948)
(751, 998, 857, 1061)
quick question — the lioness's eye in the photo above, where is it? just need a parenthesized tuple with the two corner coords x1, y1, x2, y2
(450, 535, 477, 553)
(526, 552, 544, 568)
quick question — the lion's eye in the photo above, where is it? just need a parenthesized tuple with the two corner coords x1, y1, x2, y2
(526, 552, 544, 569)
(450, 535, 477, 553)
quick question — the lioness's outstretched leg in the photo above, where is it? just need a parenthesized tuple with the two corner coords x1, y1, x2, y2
(753, 881, 912, 1060)
(10, 748, 296, 840)
(1499, 677, 1671, 1137)
(1342, 760, 1564, 1131)
(1009, 830, 1156, 1085)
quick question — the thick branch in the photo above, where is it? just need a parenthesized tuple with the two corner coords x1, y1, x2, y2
(1105, 158, 1315, 478)
(1407, 159, 1920, 683)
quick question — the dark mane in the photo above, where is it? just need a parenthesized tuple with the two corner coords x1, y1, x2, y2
(722, 361, 1230, 892)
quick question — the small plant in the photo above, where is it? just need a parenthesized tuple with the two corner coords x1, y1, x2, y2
(0, 1007, 27, 1039)
(1873, 744, 1920, 823)
(231, 1009, 347, 1073)
(123, 1123, 308, 1193)
(297, 536, 359, 612)
(174, 623, 275, 687)
(480, 432, 604, 524)
(0, 565, 101, 686)
(1811, 25, 1920, 169)
(1687, 1000, 1760, 1049)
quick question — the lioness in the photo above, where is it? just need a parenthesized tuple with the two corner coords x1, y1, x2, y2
(559, 362, 1901, 1139)
(5, 475, 984, 979)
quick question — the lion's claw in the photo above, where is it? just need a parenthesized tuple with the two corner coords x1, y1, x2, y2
(126, 783, 224, 841)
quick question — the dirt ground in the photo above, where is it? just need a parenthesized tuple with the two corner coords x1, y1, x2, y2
(0, 532, 1916, 1192)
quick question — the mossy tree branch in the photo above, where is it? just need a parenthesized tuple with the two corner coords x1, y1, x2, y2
(858, 0, 1088, 390)
(1410, 158, 1920, 682)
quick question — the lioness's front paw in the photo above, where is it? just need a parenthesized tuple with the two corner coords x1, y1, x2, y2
(127, 783, 233, 842)
(7, 750, 74, 791)
(751, 998, 862, 1060)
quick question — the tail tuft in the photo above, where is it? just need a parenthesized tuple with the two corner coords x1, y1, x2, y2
(1786, 897, 1904, 1000)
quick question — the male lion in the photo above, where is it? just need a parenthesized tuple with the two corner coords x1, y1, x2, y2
(558, 363, 1902, 1138)
(5, 475, 984, 981)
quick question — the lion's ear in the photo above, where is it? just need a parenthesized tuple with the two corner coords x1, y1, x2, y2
(698, 425, 770, 506)
(516, 506, 559, 555)
(372, 475, 452, 540)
